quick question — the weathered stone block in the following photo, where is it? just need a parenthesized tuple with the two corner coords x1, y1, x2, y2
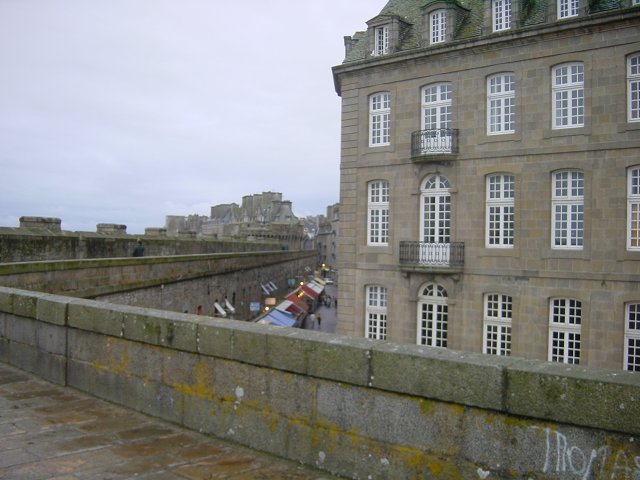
(36, 294, 69, 326)
(307, 334, 373, 386)
(5, 316, 36, 345)
(12, 291, 42, 319)
(0, 288, 13, 314)
(229, 321, 270, 366)
(196, 317, 234, 359)
(123, 309, 197, 352)
(505, 359, 640, 435)
(265, 328, 312, 375)
(68, 299, 124, 337)
(36, 322, 66, 355)
(370, 342, 509, 410)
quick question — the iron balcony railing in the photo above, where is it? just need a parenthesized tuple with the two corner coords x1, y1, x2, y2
(399, 241, 464, 269)
(411, 128, 459, 157)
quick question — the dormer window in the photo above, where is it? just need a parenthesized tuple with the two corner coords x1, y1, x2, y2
(492, 0, 512, 31)
(422, 1, 469, 46)
(430, 10, 447, 44)
(558, 0, 579, 18)
(366, 14, 411, 58)
(374, 26, 389, 56)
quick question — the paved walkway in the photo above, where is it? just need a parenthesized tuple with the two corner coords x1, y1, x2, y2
(311, 284, 338, 334)
(0, 363, 340, 480)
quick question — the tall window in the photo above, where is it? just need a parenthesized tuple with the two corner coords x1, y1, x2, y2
(486, 174, 515, 247)
(373, 26, 389, 56)
(625, 303, 640, 371)
(628, 54, 640, 123)
(487, 73, 515, 134)
(558, 0, 579, 18)
(368, 180, 390, 246)
(430, 10, 446, 44)
(483, 294, 513, 356)
(417, 284, 448, 347)
(552, 170, 584, 249)
(549, 298, 582, 364)
(553, 63, 584, 129)
(421, 83, 452, 153)
(492, 0, 512, 31)
(366, 285, 388, 340)
(628, 167, 640, 250)
(369, 93, 391, 146)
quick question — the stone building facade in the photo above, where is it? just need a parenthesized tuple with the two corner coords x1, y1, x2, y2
(332, 0, 640, 370)
(316, 203, 339, 273)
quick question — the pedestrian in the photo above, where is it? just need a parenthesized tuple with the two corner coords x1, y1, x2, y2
(132, 240, 144, 257)
(196, 305, 203, 315)
(317, 315, 322, 329)
(309, 313, 316, 329)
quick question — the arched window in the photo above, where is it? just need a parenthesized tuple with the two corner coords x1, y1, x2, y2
(417, 284, 448, 347)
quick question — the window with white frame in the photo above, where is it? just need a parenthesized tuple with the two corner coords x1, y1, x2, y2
(483, 294, 513, 356)
(634, 0, 640, 5)
(487, 73, 515, 134)
(365, 285, 388, 340)
(628, 54, 640, 123)
(430, 10, 447, 44)
(625, 303, 640, 371)
(369, 93, 391, 146)
(417, 284, 448, 347)
(558, 0, 579, 18)
(373, 26, 389, 56)
(552, 170, 584, 249)
(549, 298, 582, 364)
(552, 63, 584, 129)
(628, 166, 640, 250)
(368, 180, 390, 246)
(421, 83, 452, 153)
(486, 174, 515, 247)
(492, 0, 512, 31)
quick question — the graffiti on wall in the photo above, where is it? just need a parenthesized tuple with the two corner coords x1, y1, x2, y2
(531, 427, 640, 479)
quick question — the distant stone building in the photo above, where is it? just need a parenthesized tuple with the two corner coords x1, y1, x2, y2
(167, 192, 306, 250)
(316, 204, 339, 273)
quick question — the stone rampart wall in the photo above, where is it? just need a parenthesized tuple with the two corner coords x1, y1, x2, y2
(0, 250, 315, 319)
(0, 228, 280, 263)
(1, 286, 640, 479)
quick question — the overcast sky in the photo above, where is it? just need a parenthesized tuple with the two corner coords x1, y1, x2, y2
(0, 0, 386, 233)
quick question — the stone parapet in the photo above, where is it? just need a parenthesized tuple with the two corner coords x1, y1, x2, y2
(1, 285, 640, 478)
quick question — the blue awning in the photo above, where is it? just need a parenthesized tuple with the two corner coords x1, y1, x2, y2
(262, 309, 295, 327)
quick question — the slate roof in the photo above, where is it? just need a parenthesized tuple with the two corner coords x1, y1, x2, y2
(341, 0, 628, 63)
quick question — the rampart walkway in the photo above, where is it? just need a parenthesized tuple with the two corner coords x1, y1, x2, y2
(0, 363, 338, 479)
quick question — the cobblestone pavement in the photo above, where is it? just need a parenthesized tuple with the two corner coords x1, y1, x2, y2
(0, 363, 341, 480)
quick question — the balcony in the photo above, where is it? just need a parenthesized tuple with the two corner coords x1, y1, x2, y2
(399, 241, 464, 273)
(411, 128, 459, 162)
